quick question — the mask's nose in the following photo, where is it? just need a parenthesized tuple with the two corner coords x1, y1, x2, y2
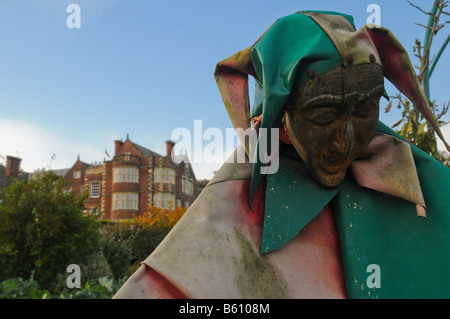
(328, 115, 355, 158)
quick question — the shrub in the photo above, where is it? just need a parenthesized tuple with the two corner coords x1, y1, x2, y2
(134, 206, 186, 229)
(0, 171, 99, 292)
(129, 225, 171, 263)
(0, 274, 127, 299)
(60, 276, 127, 299)
(98, 223, 132, 279)
(0, 273, 51, 299)
(52, 251, 114, 295)
(127, 206, 186, 264)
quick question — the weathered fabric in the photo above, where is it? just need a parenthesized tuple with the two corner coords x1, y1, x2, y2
(114, 123, 450, 299)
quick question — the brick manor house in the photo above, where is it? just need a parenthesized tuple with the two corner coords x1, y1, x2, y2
(53, 136, 200, 220)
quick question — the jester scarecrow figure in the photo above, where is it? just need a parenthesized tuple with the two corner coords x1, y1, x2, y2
(115, 11, 450, 299)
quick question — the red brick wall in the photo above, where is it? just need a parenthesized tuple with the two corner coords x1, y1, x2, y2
(110, 140, 146, 219)
(139, 156, 150, 216)
(65, 160, 87, 195)
(85, 170, 102, 215)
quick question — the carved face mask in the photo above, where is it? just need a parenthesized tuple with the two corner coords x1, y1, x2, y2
(214, 11, 450, 204)
(285, 64, 384, 187)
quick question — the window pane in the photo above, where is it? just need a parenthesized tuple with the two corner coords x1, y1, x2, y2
(90, 182, 100, 198)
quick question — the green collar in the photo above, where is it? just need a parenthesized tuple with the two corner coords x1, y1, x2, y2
(261, 122, 426, 253)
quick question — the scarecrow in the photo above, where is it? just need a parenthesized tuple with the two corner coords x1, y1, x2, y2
(114, 11, 450, 299)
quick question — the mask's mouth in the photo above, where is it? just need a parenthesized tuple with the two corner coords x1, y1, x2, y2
(321, 154, 347, 171)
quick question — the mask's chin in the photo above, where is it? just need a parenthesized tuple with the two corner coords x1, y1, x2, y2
(292, 142, 348, 188)
(311, 165, 347, 188)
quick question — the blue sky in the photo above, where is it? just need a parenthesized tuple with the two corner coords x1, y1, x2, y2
(0, 0, 449, 179)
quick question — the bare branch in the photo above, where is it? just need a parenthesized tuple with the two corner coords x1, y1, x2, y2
(408, 0, 433, 15)
(435, 24, 446, 34)
(415, 22, 433, 29)
(436, 101, 450, 121)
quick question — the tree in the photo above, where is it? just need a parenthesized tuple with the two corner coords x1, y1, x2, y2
(0, 170, 99, 292)
(386, 0, 450, 163)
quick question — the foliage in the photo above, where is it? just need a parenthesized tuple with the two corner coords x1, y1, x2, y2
(52, 251, 114, 294)
(96, 206, 187, 276)
(98, 223, 133, 279)
(58, 276, 128, 299)
(80, 252, 114, 286)
(387, 95, 449, 160)
(0, 167, 186, 297)
(385, 0, 450, 164)
(0, 170, 99, 292)
(0, 273, 127, 299)
(134, 206, 186, 229)
(197, 179, 210, 188)
(438, 150, 450, 166)
(129, 225, 171, 264)
(0, 272, 51, 299)
(128, 206, 186, 263)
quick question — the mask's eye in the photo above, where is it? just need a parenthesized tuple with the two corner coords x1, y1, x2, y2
(306, 108, 338, 125)
(353, 98, 378, 118)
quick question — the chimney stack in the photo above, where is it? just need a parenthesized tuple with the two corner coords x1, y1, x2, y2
(5, 156, 21, 178)
(114, 140, 123, 155)
(166, 140, 175, 157)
